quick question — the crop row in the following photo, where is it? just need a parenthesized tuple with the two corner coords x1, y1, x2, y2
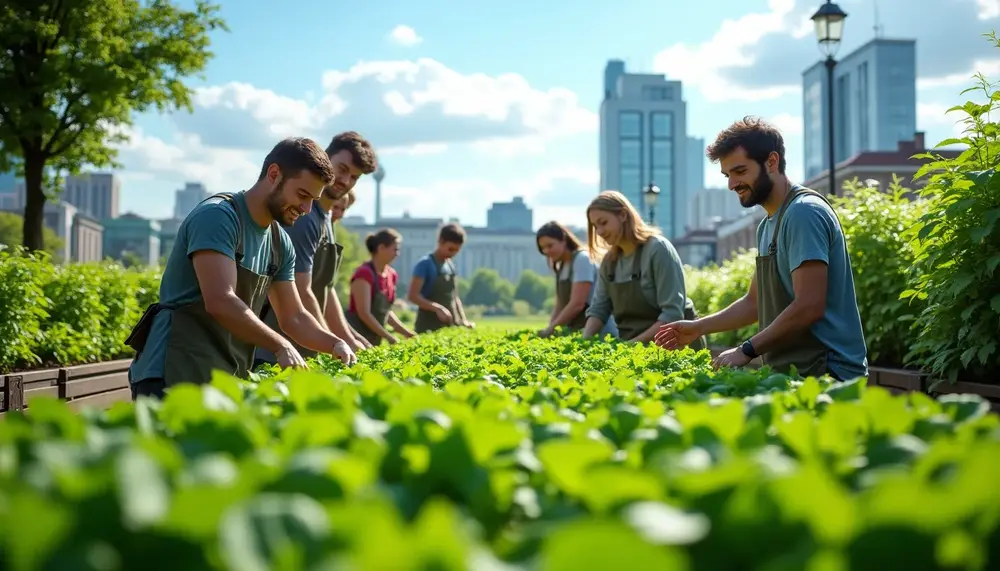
(0, 328, 997, 570)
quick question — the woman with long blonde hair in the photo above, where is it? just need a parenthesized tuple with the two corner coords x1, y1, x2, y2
(581, 190, 705, 348)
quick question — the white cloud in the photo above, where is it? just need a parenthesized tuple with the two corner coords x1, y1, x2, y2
(768, 112, 803, 136)
(169, 58, 596, 158)
(387, 25, 423, 47)
(918, 102, 970, 139)
(653, 0, 1000, 103)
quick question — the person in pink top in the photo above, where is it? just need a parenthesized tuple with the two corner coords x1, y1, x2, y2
(344, 228, 416, 345)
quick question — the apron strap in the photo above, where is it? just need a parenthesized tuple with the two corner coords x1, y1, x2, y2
(267, 222, 283, 277)
(203, 192, 246, 263)
(630, 243, 645, 279)
(768, 185, 839, 256)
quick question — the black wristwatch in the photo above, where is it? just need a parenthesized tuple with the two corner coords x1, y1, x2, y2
(740, 339, 758, 359)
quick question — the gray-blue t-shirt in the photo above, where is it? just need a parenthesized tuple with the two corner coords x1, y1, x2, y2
(756, 191, 868, 380)
(129, 191, 295, 383)
(289, 201, 333, 274)
(412, 254, 456, 298)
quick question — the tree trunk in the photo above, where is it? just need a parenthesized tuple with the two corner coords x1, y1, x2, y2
(21, 152, 47, 252)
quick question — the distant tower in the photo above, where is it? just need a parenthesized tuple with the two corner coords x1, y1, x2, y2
(373, 162, 385, 224)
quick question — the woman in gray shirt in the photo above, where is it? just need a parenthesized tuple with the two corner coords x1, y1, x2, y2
(582, 190, 705, 349)
(535, 221, 618, 338)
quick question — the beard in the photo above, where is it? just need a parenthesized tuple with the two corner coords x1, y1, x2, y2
(735, 167, 774, 208)
(265, 178, 300, 227)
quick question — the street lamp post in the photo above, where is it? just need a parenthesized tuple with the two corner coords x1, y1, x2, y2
(643, 182, 660, 225)
(811, 0, 847, 197)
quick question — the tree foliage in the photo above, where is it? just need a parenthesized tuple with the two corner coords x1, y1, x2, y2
(0, 211, 63, 256)
(0, 0, 226, 250)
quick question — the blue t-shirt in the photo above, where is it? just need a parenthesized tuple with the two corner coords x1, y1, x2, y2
(129, 191, 295, 383)
(412, 254, 456, 298)
(288, 201, 334, 274)
(756, 189, 868, 380)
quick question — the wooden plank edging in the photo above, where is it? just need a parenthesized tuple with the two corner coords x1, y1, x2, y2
(0, 359, 133, 416)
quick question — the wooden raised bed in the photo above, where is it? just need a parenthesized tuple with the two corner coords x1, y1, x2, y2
(708, 346, 1000, 412)
(0, 359, 133, 415)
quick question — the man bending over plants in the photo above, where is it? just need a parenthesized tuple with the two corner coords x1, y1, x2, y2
(654, 116, 868, 381)
(123, 137, 357, 400)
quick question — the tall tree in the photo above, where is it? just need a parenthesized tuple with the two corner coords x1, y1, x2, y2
(0, 0, 226, 251)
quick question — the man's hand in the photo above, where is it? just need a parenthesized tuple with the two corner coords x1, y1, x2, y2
(346, 336, 366, 353)
(654, 320, 704, 350)
(434, 305, 453, 324)
(462, 320, 475, 329)
(332, 340, 357, 366)
(538, 326, 554, 338)
(276, 344, 308, 370)
(711, 346, 752, 370)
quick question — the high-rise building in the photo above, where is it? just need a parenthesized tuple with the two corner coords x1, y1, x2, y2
(174, 182, 210, 220)
(802, 38, 917, 180)
(62, 172, 121, 221)
(599, 60, 688, 239)
(0, 168, 16, 194)
(486, 196, 533, 232)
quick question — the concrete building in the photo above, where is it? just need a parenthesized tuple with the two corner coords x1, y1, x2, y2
(174, 182, 210, 220)
(0, 169, 15, 194)
(674, 228, 718, 269)
(802, 38, 917, 181)
(342, 213, 550, 286)
(0, 192, 16, 210)
(157, 217, 183, 261)
(486, 196, 533, 232)
(103, 213, 160, 267)
(0, 201, 103, 262)
(802, 132, 961, 196)
(600, 59, 689, 239)
(61, 172, 121, 221)
(687, 187, 748, 233)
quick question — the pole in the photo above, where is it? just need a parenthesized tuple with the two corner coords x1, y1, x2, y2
(825, 55, 837, 196)
(649, 206, 655, 225)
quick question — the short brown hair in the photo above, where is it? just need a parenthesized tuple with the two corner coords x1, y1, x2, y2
(706, 115, 786, 174)
(258, 137, 336, 184)
(326, 131, 378, 175)
(364, 228, 401, 254)
(438, 222, 465, 245)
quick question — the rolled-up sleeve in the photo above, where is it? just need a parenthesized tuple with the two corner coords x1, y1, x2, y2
(648, 241, 687, 323)
(585, 262, 613, 323)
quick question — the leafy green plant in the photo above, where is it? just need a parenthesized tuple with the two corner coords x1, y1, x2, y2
(834, 177, 931, 366)
(903, 32, 1000, 385)
(1, 327, 998, 570)
(0, 249, 162, 373)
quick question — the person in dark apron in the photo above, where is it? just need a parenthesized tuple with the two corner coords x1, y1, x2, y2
(534, 220, 617, 338)
(345, 228, 416, 346)
(654, 117, 868, 381)
(579, 190, 706, 349)
(409, 223, 474, 333)
(124, 137, 358, 400)
(255, 131, 379, 366)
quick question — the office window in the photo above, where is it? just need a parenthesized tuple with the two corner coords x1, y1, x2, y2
(857, 62, 870, 151)
(619, 139, 641, 167)
(651, 167, 672, 192)
(651, 140, 673, 168)
(642, 86, 673, 101)
(619, 166, 642, 199)
(650, 112, 673, 139)
(619, 111, 641, 138)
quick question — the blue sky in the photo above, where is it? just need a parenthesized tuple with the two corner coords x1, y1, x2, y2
(116, 0, 1000, 228)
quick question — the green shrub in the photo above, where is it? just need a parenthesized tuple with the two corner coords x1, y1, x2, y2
(0, 247, 160, 373)
(904, 33, 1000, 384)
(833, 178, 931, 366)
(685, 249, 756, 348)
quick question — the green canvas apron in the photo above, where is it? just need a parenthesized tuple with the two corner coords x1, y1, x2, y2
(125, 192, 283, 388)
(554, 251, 589, 330)
(603, 243, 706, 349)
(756, 186, 835, 377)
(414, 254, 458, 333)
(260, 215, 343, 359)
(345, 261, 393, 345)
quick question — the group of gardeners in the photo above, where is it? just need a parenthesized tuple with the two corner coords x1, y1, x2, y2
(124, 116, 869, 400)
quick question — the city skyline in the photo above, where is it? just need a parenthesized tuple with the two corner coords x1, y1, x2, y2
(1, 0, 995, 229)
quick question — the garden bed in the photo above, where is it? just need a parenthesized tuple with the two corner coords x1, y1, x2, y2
(0, 359, 132, 415)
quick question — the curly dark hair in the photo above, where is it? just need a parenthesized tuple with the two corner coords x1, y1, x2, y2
(325, 131, 378, 175)
(706, 115, 786, 174)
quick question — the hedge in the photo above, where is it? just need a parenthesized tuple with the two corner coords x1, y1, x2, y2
(0, 248, 159, 374)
